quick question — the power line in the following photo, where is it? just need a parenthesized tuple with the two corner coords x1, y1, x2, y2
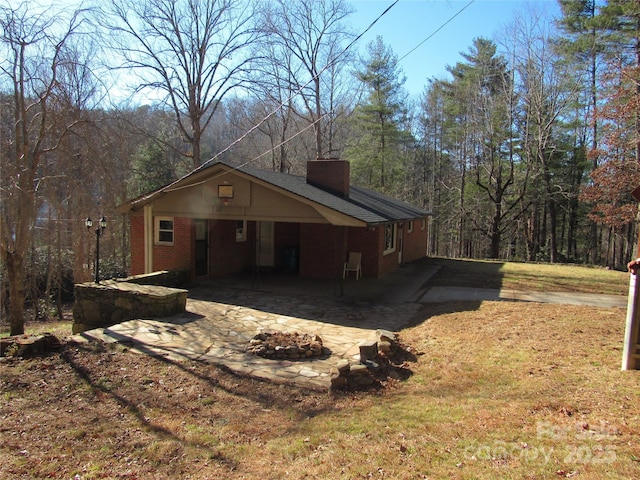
(164, 114, 330, 191)
(138, 0, 479, 202)
(227, 0, 475, 173)
(132, 1, 400, 204)
(398, 0, 476, 64)
(197, 0, 400, 170)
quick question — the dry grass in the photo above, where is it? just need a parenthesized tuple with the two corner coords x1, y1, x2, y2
(424, 257, 629, 296)
(261, 302, 638, 479)
(1, 260, 639, 479)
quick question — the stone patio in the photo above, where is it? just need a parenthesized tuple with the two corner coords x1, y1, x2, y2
(72, 285, 424, 390)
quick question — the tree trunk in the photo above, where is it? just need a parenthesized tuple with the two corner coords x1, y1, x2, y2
(314, 76, 323, 158)
(547, 197, 558, 263)
(489, 197, 502, 259)
(192, 117, 202, 168)
(7, 252, 26, 336)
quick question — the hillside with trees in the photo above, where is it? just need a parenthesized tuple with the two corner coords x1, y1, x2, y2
(2, 0, 639, 333)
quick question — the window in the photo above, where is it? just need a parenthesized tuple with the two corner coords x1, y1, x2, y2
(155, 217, 174, 245)
(236, 220, 246, 242)
(421, 218, 426, 231)
(408, 220, 414, 233)
(383, 224, 397, 255)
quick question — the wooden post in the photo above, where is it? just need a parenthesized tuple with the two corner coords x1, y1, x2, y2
(624, 186, 640, 370)
(622, 272, 640, 370)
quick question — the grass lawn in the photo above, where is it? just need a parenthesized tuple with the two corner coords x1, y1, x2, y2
(424, 257, 630, 296)
(1, 259, 638, 479)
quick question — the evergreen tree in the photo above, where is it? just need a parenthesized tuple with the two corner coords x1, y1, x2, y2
(346, 36, 411, 195)
(557, 0, 604, 262)
(128, 142, 176, 197)
(443, 38, 521, 259)
(579, 0, 640, 266)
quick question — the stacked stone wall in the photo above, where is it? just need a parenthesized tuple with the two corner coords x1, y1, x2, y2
(117, 270, 190, 287)
(72, 281, 187, 334)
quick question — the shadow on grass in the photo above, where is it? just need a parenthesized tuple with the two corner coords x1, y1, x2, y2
(55, 340, 341, 473)
(405, 300, 485, 329)
(62, 339, 335, 424)
(423, 257, 506, 290)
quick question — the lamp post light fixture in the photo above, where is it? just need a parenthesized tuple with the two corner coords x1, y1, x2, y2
(86, 216, 107, 283)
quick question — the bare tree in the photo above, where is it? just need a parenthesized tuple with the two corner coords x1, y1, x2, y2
(0, 1, 90, 335)
(504, 7, 581, 262)
(260, 0, 355, 160)
(102, 0, 262, 168)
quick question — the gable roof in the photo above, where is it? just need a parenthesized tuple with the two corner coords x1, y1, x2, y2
(118, 159, 429, 225)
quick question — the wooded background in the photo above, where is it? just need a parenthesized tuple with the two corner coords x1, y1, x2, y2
(2, 0, 639, 334)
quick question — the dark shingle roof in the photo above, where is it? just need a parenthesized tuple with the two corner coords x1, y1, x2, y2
(121, 159, 429, 225)
(227, 160, 428, 224)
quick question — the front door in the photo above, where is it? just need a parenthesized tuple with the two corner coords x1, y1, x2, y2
(256, 221, 274, 267)
(194, 219, 208, 276)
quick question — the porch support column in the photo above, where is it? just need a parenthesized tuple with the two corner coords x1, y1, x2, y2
(144, 204, 153, 274)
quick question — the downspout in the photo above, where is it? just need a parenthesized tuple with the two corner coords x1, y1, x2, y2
(144, 204, 153, 274)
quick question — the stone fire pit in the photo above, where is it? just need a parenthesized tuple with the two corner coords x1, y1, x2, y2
(247, 331, 328, 360)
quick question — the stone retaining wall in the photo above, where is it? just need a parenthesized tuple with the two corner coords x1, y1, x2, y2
(72, 281, 188, 334)
(116, 269, 190, 287)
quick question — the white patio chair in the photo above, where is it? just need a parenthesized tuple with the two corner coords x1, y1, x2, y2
(343, 252, 362, 280)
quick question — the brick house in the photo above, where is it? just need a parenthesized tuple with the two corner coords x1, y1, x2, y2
(117, 159, 430, 280)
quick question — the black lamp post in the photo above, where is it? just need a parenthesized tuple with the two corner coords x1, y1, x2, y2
(86, 216, 107, 283)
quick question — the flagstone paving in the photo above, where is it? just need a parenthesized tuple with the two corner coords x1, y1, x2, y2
(72, 285, 424, 390)
(71, 263, 628, 390)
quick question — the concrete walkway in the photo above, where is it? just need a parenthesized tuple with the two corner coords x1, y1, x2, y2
(420, 286, 628, 308)
(72, 263, 628, 390)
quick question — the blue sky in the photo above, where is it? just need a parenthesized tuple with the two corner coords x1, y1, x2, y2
(348, 0, 561, 98)
(32, 0, 560, 102)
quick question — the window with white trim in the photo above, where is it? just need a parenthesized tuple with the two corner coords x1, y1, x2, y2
(155, 217, 174, 245)
(236, 220, 247, 242)
(383, 224, 397, 255)
(408, 220, 414, 233)
(421, 218, 426, 230)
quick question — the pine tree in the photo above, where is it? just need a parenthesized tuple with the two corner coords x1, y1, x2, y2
(443, 38, 520, 259)
(579, 0, 640, 266)
(346, 36, 411, 195)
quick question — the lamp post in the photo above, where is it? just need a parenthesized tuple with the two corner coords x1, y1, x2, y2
(86, 216, 107, 283)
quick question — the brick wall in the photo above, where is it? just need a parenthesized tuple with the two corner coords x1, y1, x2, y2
(129, 215, 193, 275)
(153, 217, 192, 272)
(346, 226, 380, 277)
(208, 219, 253, 276)
(274, 222, 300, 272)
(299, 224, 346, 278)
(306, 160, 350, 198)
(378, 225, 399, 277)
(299, 224, 385, 278)
(128, 215, 428, 280)
(403, 218, 428, 262)
(130, 215, 145, 275)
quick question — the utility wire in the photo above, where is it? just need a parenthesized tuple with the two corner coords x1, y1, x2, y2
(132, 0, 400, 204)
(230, 0, 475, 174)
(136, 0, 477, 201)
(198, 0, 400, 170)
(398, 0, 475, 64)
(164, 113, 329, 191)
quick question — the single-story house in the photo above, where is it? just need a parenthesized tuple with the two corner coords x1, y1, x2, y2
(116, 158, 430, 280)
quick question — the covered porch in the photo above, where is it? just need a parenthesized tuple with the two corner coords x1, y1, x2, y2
(120, 159, 428, 283)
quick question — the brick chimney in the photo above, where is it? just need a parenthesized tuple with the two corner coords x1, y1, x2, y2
(306, 159, 350, 199)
